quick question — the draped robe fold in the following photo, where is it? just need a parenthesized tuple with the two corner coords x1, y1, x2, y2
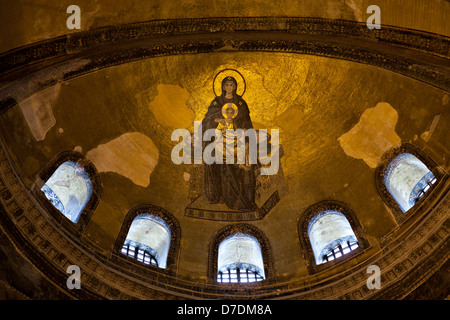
(201, 94, 258, 211)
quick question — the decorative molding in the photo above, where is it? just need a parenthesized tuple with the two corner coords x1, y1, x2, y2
(185, 191, 280, 221)
(1, 17, 449, 114)
(1, 17, 448, 72)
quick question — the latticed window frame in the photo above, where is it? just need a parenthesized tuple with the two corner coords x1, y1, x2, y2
(121, 241, 159, 267)
(321, 240, 359, 263)
(217, 263, 264, 284)
(413, 176, 437, 205)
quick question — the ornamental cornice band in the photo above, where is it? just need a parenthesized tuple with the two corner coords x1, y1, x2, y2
(1, 17, 449, 66)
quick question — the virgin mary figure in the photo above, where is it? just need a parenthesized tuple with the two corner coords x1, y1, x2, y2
(200, 75, 258, 211)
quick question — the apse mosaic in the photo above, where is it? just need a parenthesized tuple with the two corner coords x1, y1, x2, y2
(171, 69, 286, 221)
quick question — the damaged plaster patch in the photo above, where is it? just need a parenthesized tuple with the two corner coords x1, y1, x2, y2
(19, 84, 60, 141)
(442, 94, 449, 106)
(338, 102, 401, 168)
(86, 132, 159, 187)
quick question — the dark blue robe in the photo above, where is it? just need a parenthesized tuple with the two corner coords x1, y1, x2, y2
(200, 85, 257, 211)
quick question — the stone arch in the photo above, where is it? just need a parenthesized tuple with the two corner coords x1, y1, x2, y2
(113, 204, 181, 274)
(35, 150, 102, 236)
(298, 200, 369, 274)
(208, 224, 274, 284)
(375, 143, 445, 223)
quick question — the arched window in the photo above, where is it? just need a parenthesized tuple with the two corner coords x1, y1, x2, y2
(216, 233, 265, 283)
(121, 213, 171, 269)
(308, 210, 358, 265)
(114, 205, 180, 274)
(41, 161, 93, 223)
(384, 153, 437, 213)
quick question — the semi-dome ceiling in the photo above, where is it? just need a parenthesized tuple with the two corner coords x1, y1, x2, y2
(1, 50, 447, 269)
(0, 0, 449, 300)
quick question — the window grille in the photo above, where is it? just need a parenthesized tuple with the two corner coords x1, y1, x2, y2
(121, 214, 170, 269)
(217, 263, 264, 283)
(121, 241, 158, 267)
(413, 176, 437, 204)
(322, 240, 359, 263)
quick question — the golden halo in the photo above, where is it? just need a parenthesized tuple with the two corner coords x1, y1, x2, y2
(213, 68, 246, 97)
(221, 103, 239, 119)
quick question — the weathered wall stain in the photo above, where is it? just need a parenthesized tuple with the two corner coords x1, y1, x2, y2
(338, 102, 401, 168)
(420, 114, 440, 142)
(19, 84, 60, 141)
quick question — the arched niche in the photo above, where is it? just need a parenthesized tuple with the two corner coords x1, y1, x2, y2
(113, 204, 180, 274)
(41, 161, 92, 223)
(384, 153, 437, 213)
(217, 232, 265, 283)
(35, 150, 102, 236)
(298, 200, 369, 274)
(375, 143, 445, 223)
(121, 213, 171, 269)
(308, 210, 359, 265)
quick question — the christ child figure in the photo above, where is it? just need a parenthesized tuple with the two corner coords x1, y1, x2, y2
(215, 103, 252, 171)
